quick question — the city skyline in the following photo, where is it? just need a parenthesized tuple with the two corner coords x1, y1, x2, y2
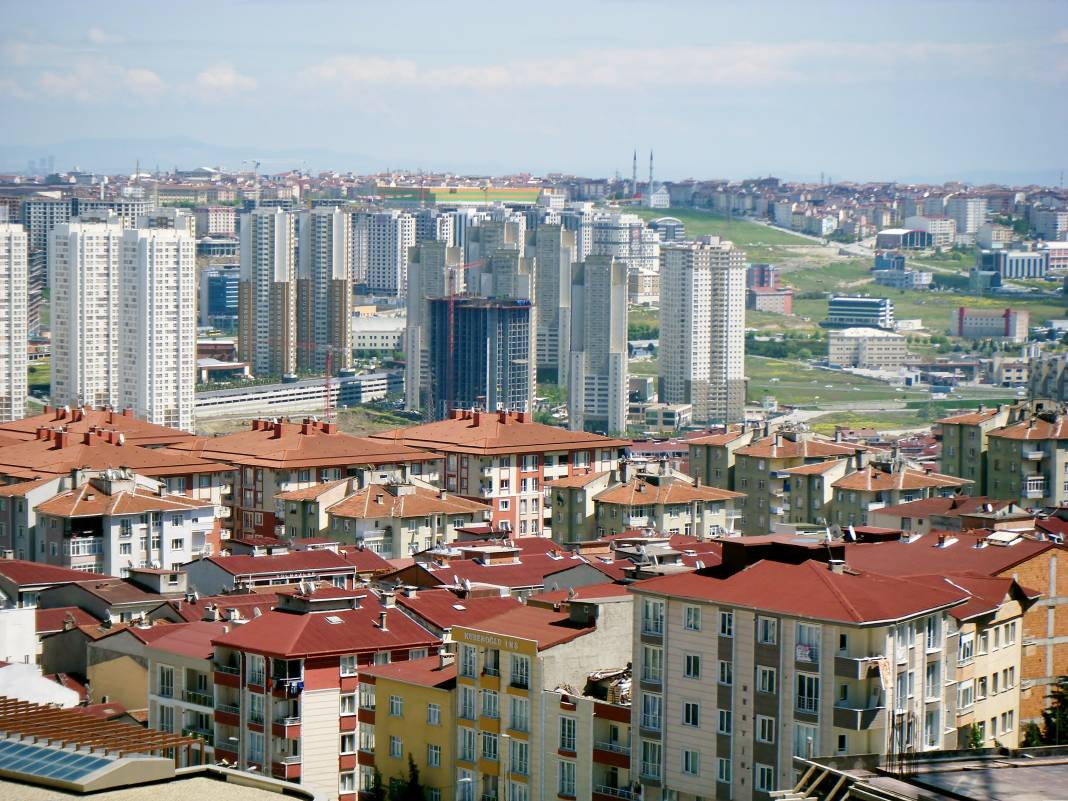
(2, 1, 1066, 184)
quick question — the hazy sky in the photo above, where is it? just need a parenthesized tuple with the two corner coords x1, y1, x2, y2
(2, 0, 1066, 183)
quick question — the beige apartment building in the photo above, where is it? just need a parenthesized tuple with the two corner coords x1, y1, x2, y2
(628, 537, 989, 801)
(938, 404, 1022, 496)
(830, 462, 972, 527)
(687, 427, 755, 490)
(782, 459, 851, 528)
(592, 476, 744, 539)
(985, 411, 1068, 507)
(827, 327, 908, 370)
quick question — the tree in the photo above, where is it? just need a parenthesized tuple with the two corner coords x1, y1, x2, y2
(386, 755, 425, 801)
(1040, 675, 1068, 745)
(367, 769, 387, 801)
(1022, 721, 1043, 747)
(969, 723, 984, 749)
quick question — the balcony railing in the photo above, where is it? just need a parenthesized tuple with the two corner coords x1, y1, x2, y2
(215, 702, 240, 715)
(594, 740, 630, 755)
(274, 715, 301, 726)
(277, 755, 302, 765)
(795, 644, 820, 663)
(183, 689, 213, 707)
(214, 663, 240, 675)
(796, 696, 820, 714)
(641, 620, 663, 636)
(640, 763, 661, 780)
(594, 787, 634, 800)
(1024, 479, 1047, 499)
(1023, 449, 1044, 460)
(482, 667, 500, 677)
(182, 727, 214, 746)
(640, 714, 661, 731)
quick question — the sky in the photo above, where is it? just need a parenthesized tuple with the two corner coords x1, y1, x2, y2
(1, 0, 1066, 184)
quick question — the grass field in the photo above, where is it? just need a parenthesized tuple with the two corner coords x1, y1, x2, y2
(27, 360, 50, 395)
(808, 410, 933, 435)
(745, 355, 927, 405)
(629, 207, 814, 249)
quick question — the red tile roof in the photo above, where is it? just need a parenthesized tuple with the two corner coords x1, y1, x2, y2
(936, 575, 1041, 621)
(937, 409, 1002, 426)
(371, 410, 629, 456)
(275, 478, 350, 501)
(337, 546, 395, 574)
(459, 605, 595, 650)
(632, 559, 969, 625)
(394, 588, 520, 631)
(327, 485, 489, 520)
(360, 654, 456, 688)
(594, 478, 742, 506)
(36, 484, 214, 518)
(199, 549, 358, 578)
(546, 471, 611, 489)
(842, 531, 1059, 578)
(686, 428, 750, 447)
(832, 465, 971, 492)
(144, 621, 231, 659)
(0, 407, 195, 446)
(989, 416, 1068, 441)
(528, 583, 632, 605)
(872, 496, 1014, 519)
(211, 596, 440, 658)
(405, 551, 591, 591)
(736, 436, 866, 460)
(0, 560, 109, 588)
(0, 476, 59, 497)
(169, 419, 436, 469)
(783, 459, 849, 476)
(35, 606, 101, 635)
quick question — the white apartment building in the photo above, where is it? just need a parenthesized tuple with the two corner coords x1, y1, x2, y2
(239, 207, 297, 377)
(367, 210, 416, 296)
(120, 227, 197, 432)
(529, 224, 577, 383)
(75, 198, 151, 229)
(659, 238, 747, 424)
(50, 219, 124, 408)
(0, 224, 28, 422)
(193, 206, 237, 237)
(945, 196, 989, 236)
(405, 241, 464, 413)
(568, 255, 628, 435)
(590, 212, 660, 303)
(904, 215, 957, 249)
(21, 196, 73, 253)
(297, 207, 353, 373)
(827, 327, 909, 370)
(138, 207, 196, 238)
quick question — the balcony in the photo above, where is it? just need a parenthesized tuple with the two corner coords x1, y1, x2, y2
(796, 696, 819, 715)
(770, 505, 789, 516)
(833, 703, 886, 730)
(594, 741, 630, 755)
(182, 727, 214, 746)
(834, 655, 881, 680)
(1024, 479, 1047, 499)
(479, 486, 494, 498)
(867, 501, 886, 512)
(639, 715, 661, 731)
(594, 787, 634, 800)
(214, 663, 240, 676)
(277, 755, 302, 765)
(183, 689, 213, 707)
(1023, 449, 1044, 461)
(795, 644, 820, 664)
(215, 702, 240, 716)
(770, 470, 792, 480)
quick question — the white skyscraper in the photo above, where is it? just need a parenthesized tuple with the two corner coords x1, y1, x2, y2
(297, 207, 352, 373)
(659, 237, 747, 423)
(568, 255, 628, 434)
(239, 207, 297, 377)
(528, 224, 577, 383)
(367, 210, 416, 296)
(0, 224, 28, 422)
(119, 227, 197, 431)
(50, 219, 124, 409)
(590, 211, 660, 303)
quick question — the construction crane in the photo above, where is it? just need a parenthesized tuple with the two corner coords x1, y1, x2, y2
(431, 258, 484, 418)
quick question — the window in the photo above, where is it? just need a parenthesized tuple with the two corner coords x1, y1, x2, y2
(389, 736, 402, 758)
(359, 727, 375, 753)
(925, 616, 941, 650)
(758, 616, 778, 644)
(119, 542, 132, 555)
(481, 731, 498, 760)
(340, 693, 357, 715)
(717, 757, 731, 783)
(459, 645, 477, 677)
(558, 761, 576, 797)
(642, 599, 664, 635)
(340, 772, 356, 793)
(640, 740, 662, 779)
(458, 728, 476, 762)
(924, 709, 940, 748)
(509, 695, 530, 732)
(925, 661, 941, 700)
(510, 654, 530, 689)
(958, 679, 975, 709)
(977, 676, 988, 700)
(170, 538, 184, 551)
(683, 701, 700, 727)
(757, 715, 776, 744)
(158, 665, 174, 698)
(248, 731, 264, 764)
(1001, 710, 1014, 734)
(248, 654, 265, 686)
(510, 738, 529, 775)
(684, 605, 701, 631)
(459, 686, 476, 720)
(389, 695, 403, 717)
(1005, 621, 1017, 645)
(718, 709, 732, 735)
(560, 716, 577, 751)
(718, 660, 733, 686)
(483, 648, 500, 676)
(684, 654, 701, 679)
(682, 749, 700, 776)
(794, 723, 819, 758)
(427, 703, 441, 725)
(958, 633, 974, 664)
(340, 654, 357, 676)
(720, 609, 734, 637)
(427, 744, 441, 768)
(641, 693, 662, 731)
(641, 645, 663, 683)
(797, 673, 820, 713)
(340, 733, 356, 754)
(756, 763, 776, 793)
(796, 622, 820, 662)
(757, 665, 777, 694)
(482, 689, 499, 719)
(359, 684, 375, 710)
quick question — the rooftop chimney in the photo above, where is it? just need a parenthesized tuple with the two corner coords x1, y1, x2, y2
(828, 559, 846, 574)
(437, 647, 454, 669)
(273, 421, 284, 438)
(378, 611, 388, 631)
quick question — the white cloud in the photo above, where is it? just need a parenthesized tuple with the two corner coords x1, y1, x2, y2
(87, 27, 126, 46)
(1054, 29, 1068, 45)
(192, 62, 258, 97)
(36, 58, 165, 102)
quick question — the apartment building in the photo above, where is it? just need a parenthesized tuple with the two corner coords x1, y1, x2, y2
(589, 212, 660, 304)
(367, 210, 416, 296)
(0, 223, 28, 422)
(405, 241, 464, 414)
(953, 307, 1029, 343)
(628, 537, 974, 801)
(781, 459, 852, 527)
(938, 404, 1021, 495)
(903, 215, 957, 248)
(120, 226, 197, 431)
(985, 411, 1068, 507)
(146, 620, 230, 753)
(867, 496, 1028, 536)
(49, 219, 124, 408)
(451, 594, 633, 801)
(239, 207, 297, 377)
(21, 196, 73, 253)
(323, 483, 491, 558)
(545, 472, 617, 543)
(946, 195, 989, 236)
(528, 224, 577, 383)
(568, 255, 629, 435)
(296, 207, 353, 373)
(33, 469, 219, 575)
(1032, 208, 1068, 241)
(830, 463, 972, 527)
(210, 586, 441, 800)
(359, 653, 457, 799)
(659, 238, 747, 424)
(168, 418, 439, 538)
(687, 428, 755, 490)
(591, 475, 744, 539)
(372, 410, 628, 536)
(731, 433, 866, 535)
(827, 327, 908, 370)
(193, 206, 237, 237)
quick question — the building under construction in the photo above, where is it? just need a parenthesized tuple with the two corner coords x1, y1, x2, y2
(427, 297, 533, 420)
